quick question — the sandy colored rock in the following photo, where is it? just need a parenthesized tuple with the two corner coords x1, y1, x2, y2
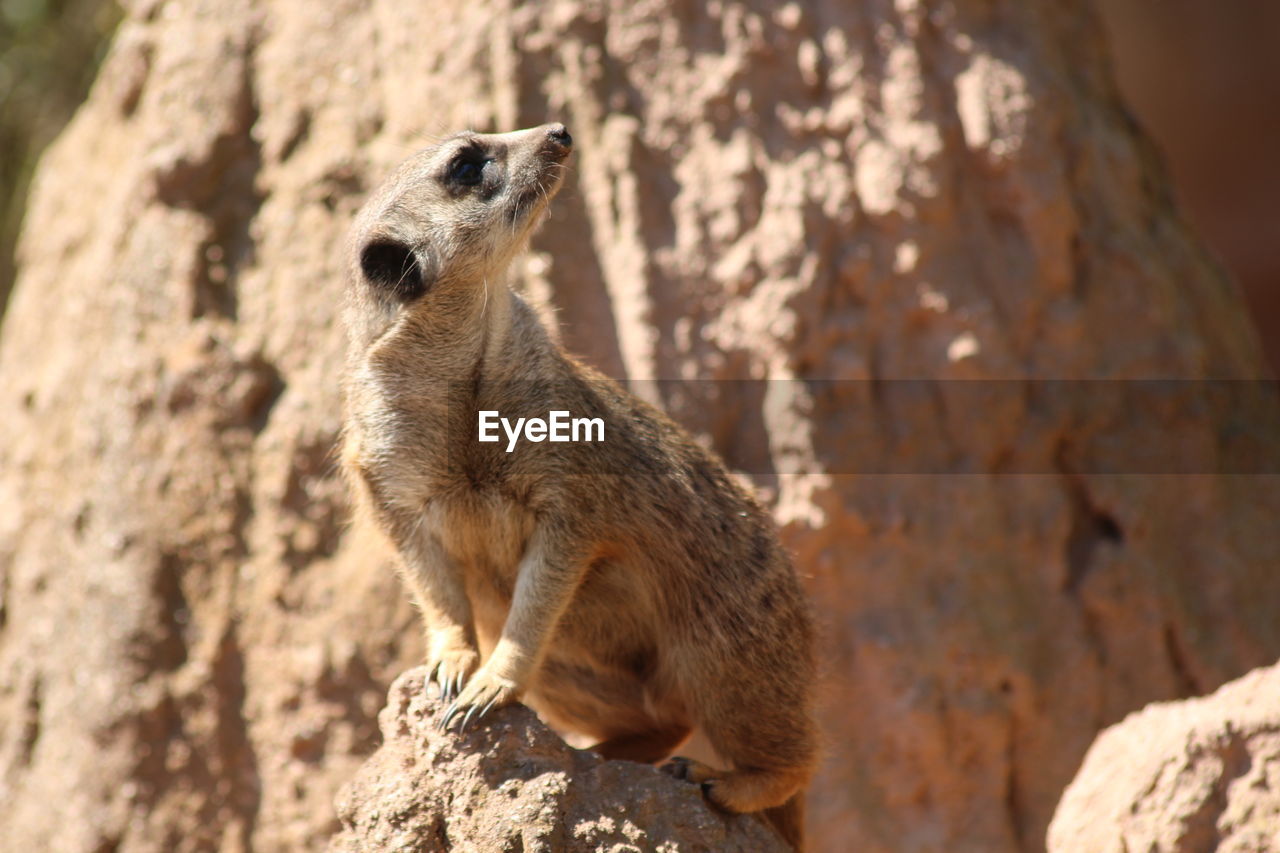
(0, 1, 1278, 852)
(330, 668, 788, 853)
(1049, 659, 1280, 853)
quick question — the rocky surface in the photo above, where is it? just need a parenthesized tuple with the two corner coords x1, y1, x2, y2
(330, 668, 788, 853)
(1098, 1, 1280, 373)
(1049, 659, 1280, 853)
(1, 1, 1278, 852)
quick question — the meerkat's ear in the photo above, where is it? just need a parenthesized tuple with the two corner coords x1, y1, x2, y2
(359, 238, 436, 301)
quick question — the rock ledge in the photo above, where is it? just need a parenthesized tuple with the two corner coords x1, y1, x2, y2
(330, 667, 788, 853)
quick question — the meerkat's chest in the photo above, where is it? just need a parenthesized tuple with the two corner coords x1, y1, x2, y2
(428, 492, 534, 651)
(348, 359, 534, 579)
(431, 491, 532, 567)
(348, 361, 454, 478)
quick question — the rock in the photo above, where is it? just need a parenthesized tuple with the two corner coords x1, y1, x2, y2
(1, 1, 1279, 852)
(1048, 659, 1280, 853)
(330, 668, 788, 853)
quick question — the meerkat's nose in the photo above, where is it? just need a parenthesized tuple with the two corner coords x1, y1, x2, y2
(546, 124, 573, 150)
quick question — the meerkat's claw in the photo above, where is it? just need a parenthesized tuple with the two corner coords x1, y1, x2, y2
(439, 668, 520, 733)
(661, 757, 730, 807)
(426, 646, 479, 706)
(661, 756, 719, 784)
(429, 664, 458, 702)
(436, 694, 477, 731)
(660, 756, 688, 778)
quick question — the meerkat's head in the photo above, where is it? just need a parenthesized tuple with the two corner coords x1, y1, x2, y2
(347, 123, 573, 315)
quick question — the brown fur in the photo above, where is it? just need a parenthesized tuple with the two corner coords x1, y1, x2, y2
(340, 124, 817, 849)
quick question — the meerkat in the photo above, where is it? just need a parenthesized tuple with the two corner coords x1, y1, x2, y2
(341, 124, 818, 849)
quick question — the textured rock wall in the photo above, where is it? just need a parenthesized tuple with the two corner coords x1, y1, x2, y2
(1, 1, 1277, 851)
(1097, 0, 1280, 373)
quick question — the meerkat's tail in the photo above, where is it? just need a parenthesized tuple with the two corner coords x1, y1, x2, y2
(762, 792, 806, 851)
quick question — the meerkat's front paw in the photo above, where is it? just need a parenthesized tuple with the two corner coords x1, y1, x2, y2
(437, 666, 521, 732)
(426, 640, 480, 702)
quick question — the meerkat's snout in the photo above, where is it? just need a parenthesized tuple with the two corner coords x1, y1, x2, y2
(504, 122, 573, 225)
(542, 123, 573, 155)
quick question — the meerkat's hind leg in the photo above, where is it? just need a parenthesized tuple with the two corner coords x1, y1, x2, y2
(662, 643, 817, 847)
(660, 757, 806, 807)
(689, 763, 810, 814)
(662, 758, 809, 850)
(593, 724, 691, 763)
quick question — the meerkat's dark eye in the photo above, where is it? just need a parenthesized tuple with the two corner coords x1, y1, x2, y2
(450, 158, 486, 186)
